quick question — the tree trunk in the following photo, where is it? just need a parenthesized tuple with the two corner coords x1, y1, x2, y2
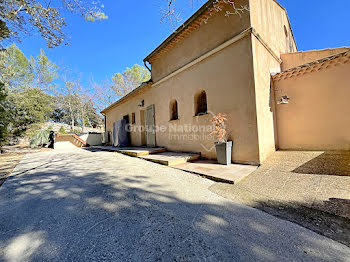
(82, 117, 85, 133)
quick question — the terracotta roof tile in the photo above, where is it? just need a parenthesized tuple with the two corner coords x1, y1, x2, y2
(273, 50, 350, 81)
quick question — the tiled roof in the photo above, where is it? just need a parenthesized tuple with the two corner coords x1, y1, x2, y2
(273, 50, 350, 81)
(144, 0, 295, 64)
(144, 0, 223, 64)
(101, 80, 152, 114)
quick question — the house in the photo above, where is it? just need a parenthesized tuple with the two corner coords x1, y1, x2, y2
(101, 0, 350, 165)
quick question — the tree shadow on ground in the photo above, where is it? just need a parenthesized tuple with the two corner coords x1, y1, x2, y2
(250, 199, 350, 248)
(292, 151, 350, 176)
(0, 150, 349, 261)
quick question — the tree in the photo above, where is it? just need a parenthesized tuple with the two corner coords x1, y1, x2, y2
(90, 64, 150, 112)
(50, 108, 67, 123)
(0, 82, 9, 146)
(30, 49, 58, 91)
(58, 81, 79, 129)
(0, 44, 58, 91)
(111, 64, 150, 97)
(6, 87, 54, 135)
(84, 101, 103, 127)
(90, 78, 119, 112)
(79, 99, 102, 129)
(0, 19, 10, 41)
(58, 77, 101, 132)
(161, 0, 249, 28)
(0, 44, 32, 90)
(0, 0, 107, 48)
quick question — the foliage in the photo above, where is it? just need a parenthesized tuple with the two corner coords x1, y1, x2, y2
(210, 113, 228, 143)
(111, 64, 150, 97)
(59, 75, 102, 132)
(24, 122, 43, 139)
(0, 44, 58, 91)
(50, 108, 66, 123)
(7, 88, 54, 131)
(0, 45, 102, 145)
(58, 126, 65, 134)
(57, 80, 80, 129)
(83, 100, 103, 127)
(90, 78, 119, 112)
(29, 49, 58, 90)
(161, 0, 249, 28)
(69, 128, 80, 134)
(0, 82, 8, 146)
(91, 64, 150, 111)
(0, 19, 10, 41)
(0, 44, 32, 90)
(0, 0, 107, 48)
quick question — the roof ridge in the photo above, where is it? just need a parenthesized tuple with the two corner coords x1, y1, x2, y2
(282, 47, 350, 56)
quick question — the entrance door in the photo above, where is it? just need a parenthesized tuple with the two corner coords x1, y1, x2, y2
(123, 114, 130, 145)
(145, 104, 156, 147)
(140, 110, 146, 146)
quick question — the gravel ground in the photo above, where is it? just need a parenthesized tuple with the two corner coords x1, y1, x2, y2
(0, 148, 50, 187)
(0, 148, 350, 261)
(210, 150, 350, 247)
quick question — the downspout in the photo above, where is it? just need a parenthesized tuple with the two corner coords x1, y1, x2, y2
(102, 113, 107, 144)
(104, 114, 106, 132)
(143, 60, 151, 74)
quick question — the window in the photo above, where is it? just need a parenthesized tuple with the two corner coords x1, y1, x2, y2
(131, 112, 135, 124)
(195, 90, 207, 116)
(170, 99, 178, 120)
(284, 25, 288, 37)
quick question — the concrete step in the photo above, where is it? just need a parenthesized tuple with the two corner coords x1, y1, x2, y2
(139, 151, 200, 166)
(91, 146, 166, 157)
(172, 160, 258, 184)
(115, 147, 166, 157)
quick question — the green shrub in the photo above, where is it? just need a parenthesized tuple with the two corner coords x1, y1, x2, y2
(58, 126, 65, 134)
(25, 123, 43, 139)
(47, 125, 53, 130)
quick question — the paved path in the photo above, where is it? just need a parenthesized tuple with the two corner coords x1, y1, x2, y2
(0, 148, 350, 261)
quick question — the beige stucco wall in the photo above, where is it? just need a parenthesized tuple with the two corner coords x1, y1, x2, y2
(106, 36, 260, 165)
(150, 0, 250, 83)
(79, 133, 103, 146)
(281, 47, 350, 71)
(249, 0, 297, 56)
(104, 0, 301, 165)
(249, 0, 297, 163)
(274, 62, 350, 150)
(251, 36, 280, 163)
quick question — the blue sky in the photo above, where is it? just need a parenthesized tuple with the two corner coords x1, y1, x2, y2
(16, 0, 350, 88)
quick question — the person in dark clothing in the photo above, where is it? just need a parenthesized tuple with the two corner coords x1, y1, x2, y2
(48, 131, 55, 149)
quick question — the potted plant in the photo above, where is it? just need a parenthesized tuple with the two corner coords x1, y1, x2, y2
(211, 113, 232, 165)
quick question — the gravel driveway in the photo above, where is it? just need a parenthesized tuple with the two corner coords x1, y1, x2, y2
(0, 147, 350, 261)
